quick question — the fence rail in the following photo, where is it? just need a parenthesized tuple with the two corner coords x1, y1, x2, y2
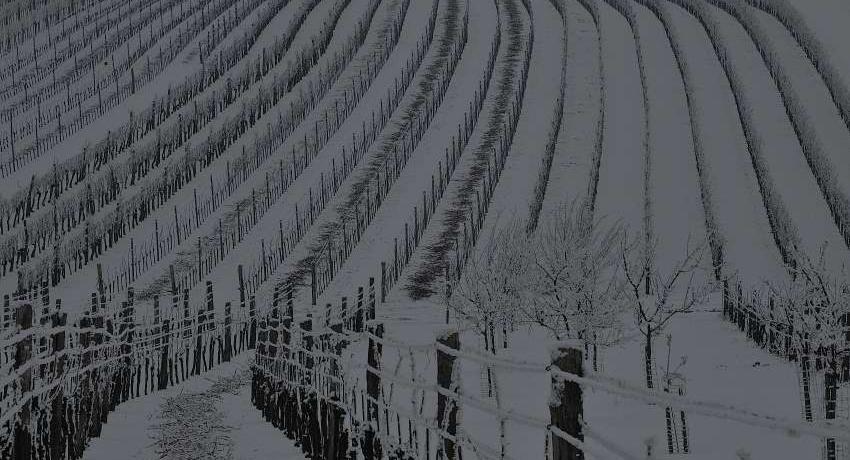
(0, 277, 257, 458)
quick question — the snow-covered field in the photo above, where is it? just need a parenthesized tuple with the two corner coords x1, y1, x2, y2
(2, 0, 850, 458)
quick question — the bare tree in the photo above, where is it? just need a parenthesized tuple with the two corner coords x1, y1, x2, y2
(444, 217, 531, 345)
(765, 245, 849, 459)
(621, 232, 714, 389)
(520, 202, 628, 371)
(442, 217, 531, 458)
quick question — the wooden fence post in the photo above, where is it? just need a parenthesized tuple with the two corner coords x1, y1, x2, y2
(249, 295, 257, 349)
(437, 329, 460, 460)
(356, 287, 364, 332)
(123, 290, 137, 401)
(380, 262, 386, 303)
(238, 264, 246, 311)
(550, 342, 584, 460)
(194, 302, 204, 376)
(2, 294, 9, 330)
(311, 263, 318, 306)
(13, 303, 34, 459)
(49, 303, 68, 458)
(206, 285, 217, 368)
(364, 322, 384, 460)
(159, 316, 171, 390)
(224, 302, 233, 362)
(368, 277, 375, 321)
(284, 288, 294, 359)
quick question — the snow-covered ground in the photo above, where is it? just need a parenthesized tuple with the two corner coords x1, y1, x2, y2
(662, 3, 786, 286)
(82, 353, 306, 460)
(632, 3, 708, 277)
(4, 0, 850, 458)
(316, 0, 491, 308)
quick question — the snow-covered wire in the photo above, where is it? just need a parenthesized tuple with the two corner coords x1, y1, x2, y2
(550, 367, 850, 441)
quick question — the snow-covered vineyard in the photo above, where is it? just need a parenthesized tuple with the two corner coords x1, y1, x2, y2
(1, 0, 850, 457)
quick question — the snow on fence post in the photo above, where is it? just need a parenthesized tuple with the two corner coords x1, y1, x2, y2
(169, 264, 178, 309)
(159, 310, 171, 390)
(224, 301, 233, 362)
(249, 295, 257, 349)
(356, 286, 364, 333)
(342, 296, 349, 330)
(311, 263, 318, 306)
(2, 294, 9, 330)
(193, 297, 204, 376)
(437, 329, 460, 460)
(268, 301, 280, 363)
(238, 263, 246, 311)
(296, 312, 314, 431)
(368, 277, 375, 321)
(97, 263, 104, 295)
(380, 261, 386, 303)
(49, 302, 68, 458)
(550, 342, 584, 460)
(121, 290, 136, 401)
(364, 321, 384, 460)
(12, 302, 33, 459)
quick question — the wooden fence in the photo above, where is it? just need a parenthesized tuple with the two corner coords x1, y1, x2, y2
(251, 280, 587, 460)
(0, 277, 257, 458)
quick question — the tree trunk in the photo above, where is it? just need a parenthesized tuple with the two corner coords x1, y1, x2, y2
(824, 366, 837, 460)
(644, 331, 654, 389)
(800, 353, 813, 422)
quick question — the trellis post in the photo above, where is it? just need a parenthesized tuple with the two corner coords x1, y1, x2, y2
(364, 322, 384, 460)
(550, 342, 584, 460)
(437, 329, 459, 460)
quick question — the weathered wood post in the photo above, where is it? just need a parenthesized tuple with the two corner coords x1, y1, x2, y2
(238, 264, 246, 311)
(206, 283, 216, 369)
(182, 289, 191, 380)
(49, 302, 68, 459)
(224, 302, 233, 362)
(311, 263, 318, 306)
(364, 322, 384, 460)
(125, 288, 137, 400)
(159, 314, 171, 390)
(380, 262, 386, 303)
(437, 329, 460, 460)
(825, 367, 838, 460)
(13, 303, 34, 459)
(268, 295, 280, 361)
(2, 294, 10, 330)
(194, 299, 204, 376)
(284, 288, 294, 360)
(368, 277, 376, 321)
(238, 265, 246, 352)
(356, 287, 364, 332)
(341, 296, 348, 330)
(550, 342, 584, 460)
(249, 295, 258, 349)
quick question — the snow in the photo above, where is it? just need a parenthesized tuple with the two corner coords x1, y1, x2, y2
(3, 0, 850, 458)
(82, 353, 307, 460)
(632, 4, 709, 277)
(592, 1, 645, 238)
(662, 2, 786, 286)
(249, 0, 439, 308)
(317, 0, 492, 309)
(702, 3, 850, 274)
(45, 0, 339, 311)
(539, 0, 600, 217)
(205, 0, 423, 311)
(474, 0, 557, 239)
